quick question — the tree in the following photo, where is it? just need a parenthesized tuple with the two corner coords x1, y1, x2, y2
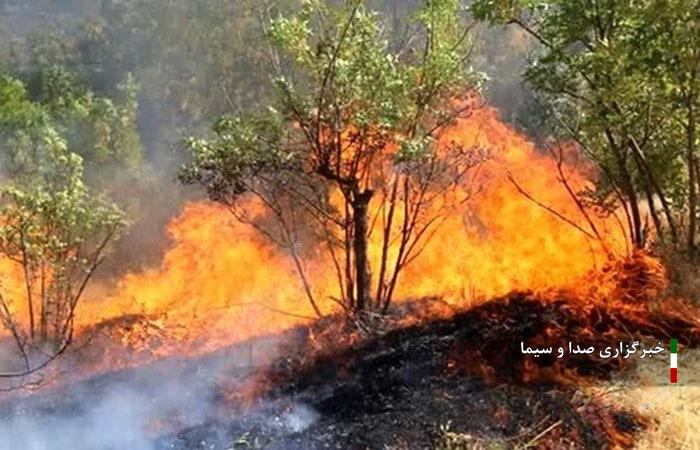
(2, 1, 302, 271)
(642, 0, 700, 254)
(472, 0, 700, 254)
(10, 63, 144, 183)
(83, 0, 288, 134)
(180, 0, 485, 313)
(0, 75, 127, 378)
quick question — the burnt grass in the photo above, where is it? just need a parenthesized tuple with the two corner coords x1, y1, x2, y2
(161, 290, 700, 450)
(3, 254, 698, 450)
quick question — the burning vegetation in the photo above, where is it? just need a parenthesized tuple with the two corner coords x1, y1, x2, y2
(1, 0, 700, 449)
(2, 97, 697, 449)
(33, 104, 633, 374)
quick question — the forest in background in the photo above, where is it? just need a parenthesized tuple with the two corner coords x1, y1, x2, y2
(0, 0, 699, 380)
(0, 0, 537, 275)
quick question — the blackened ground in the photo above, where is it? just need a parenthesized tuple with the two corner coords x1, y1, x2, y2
(3, 269, 698, 450)
(163, 290, 699, 449)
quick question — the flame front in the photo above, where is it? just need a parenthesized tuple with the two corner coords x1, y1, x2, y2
(2, 106, 629, 369)
(392, 107, 627, 303)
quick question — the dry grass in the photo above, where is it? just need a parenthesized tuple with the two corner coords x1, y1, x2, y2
(430, 423, 508, 450)
(599, 348, 700, 450)
(613, 248, 700, 448)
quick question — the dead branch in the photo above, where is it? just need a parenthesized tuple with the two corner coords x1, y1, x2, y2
(506, 170, 597, 241)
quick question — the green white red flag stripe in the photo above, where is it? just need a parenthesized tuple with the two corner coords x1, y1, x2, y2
(670, 338, 678, 384)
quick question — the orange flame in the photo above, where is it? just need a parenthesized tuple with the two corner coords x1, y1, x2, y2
(391, 108, 627, 303)
(2, 106, 628, 369)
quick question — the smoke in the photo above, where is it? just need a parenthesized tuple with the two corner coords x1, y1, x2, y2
(3, 387, 165, 450)
(277, 403, 320, 433)
(1, 359, 215, 450)
(0, 340, 320, 450)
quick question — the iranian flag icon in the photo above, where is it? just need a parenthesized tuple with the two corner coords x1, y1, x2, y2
(670, 338, 678, 384)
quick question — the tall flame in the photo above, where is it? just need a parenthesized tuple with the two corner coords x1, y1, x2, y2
(2, 106, 628, 368)
(390, 107, 627, 303)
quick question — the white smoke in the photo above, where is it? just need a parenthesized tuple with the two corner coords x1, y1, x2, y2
(1, 374, 212, 450)
(276, 402, 320, 433)
(0, 341, 320, 450)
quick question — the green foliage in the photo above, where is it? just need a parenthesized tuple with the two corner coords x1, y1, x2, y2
(91, 0, 286, 128)
(268, 0, 478, 139)
(183, 0, 482, 199)
(3, 0, 283, 270)
(181, 0, 483, 312)
(180, 113, 294, 203)
(184, 0, 481, 196)
(1, 64, 143, 179)
(0, 74, 128, 351)
(0, 75, 46, 129)
(472, 0, 700, 250)
(0, 145, 126, 285)
(38, 65, 141, 173)
(3, 0, 279, 167)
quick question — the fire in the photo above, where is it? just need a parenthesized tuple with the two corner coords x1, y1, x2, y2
(0, 252, 30, 339)
(2, 105, 629, 371)
(391, 108, 627, 303)
(76, 200, 328, 357)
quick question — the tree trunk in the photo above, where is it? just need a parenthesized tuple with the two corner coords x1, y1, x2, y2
(628, 137, 679, 245)
(687, 92, 697, 255)
(606, 130, 643, 248)
(352, 191, 372, 310)
(624, 172, 644, 248)
(642, 182, 663, 246)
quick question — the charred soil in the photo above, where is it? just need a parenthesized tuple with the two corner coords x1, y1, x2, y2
(165, 286, 699, 449)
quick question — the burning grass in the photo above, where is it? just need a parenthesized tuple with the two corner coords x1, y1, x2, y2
(2, 250, 700, 449)
(263, 252, 697, 386)
(1, 103, 698, 449)
(158, 252, 693, 449)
